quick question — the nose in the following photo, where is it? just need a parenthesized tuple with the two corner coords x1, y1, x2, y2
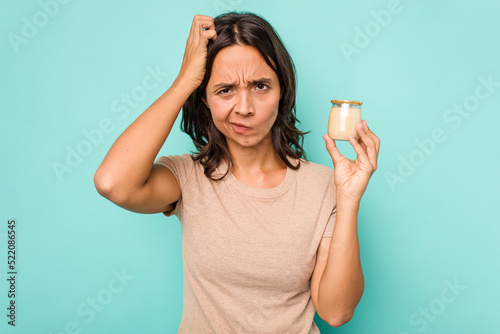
(234, 90, 254, 116)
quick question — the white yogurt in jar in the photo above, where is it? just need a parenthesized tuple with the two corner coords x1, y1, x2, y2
(328, 100, 363, 141)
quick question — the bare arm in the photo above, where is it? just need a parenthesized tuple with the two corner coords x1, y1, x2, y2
(94, 78, 192, 213)
(311, 200, 364, 327)
(94, 14, 217, 214)
(312, 121, 380, 326)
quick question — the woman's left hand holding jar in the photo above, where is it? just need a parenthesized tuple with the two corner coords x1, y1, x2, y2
(322, 120, 380, 204)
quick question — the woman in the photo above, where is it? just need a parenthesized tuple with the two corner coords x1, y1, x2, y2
(94, 11, 380, 333)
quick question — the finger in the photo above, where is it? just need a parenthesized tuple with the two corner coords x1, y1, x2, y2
(190, 14, 207, 36)
(347, 133, 374, 173)
(322, 135, 344, 166)
(358, 136, 368, 152)
(192, 14, 214, 30)
(200, 21, 215, 32)
(363, 120, 380, 171)
(363, 120, 380, 153)
(356, 122, 378, 170)
(202, 29, 217, 41)
(199, 23, 216, 43)
(192, 15, 215, 44)
(193, 14, 215, 21)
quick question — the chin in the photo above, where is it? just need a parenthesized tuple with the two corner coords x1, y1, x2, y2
(232, 135, 271, 149)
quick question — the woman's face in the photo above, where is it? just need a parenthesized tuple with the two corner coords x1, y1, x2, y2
(204, 44, 281, 152)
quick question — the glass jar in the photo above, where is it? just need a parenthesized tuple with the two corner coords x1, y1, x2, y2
(328, 100, 363, 141)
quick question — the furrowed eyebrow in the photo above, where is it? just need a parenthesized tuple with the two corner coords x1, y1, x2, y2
(212, 78, 273, 91)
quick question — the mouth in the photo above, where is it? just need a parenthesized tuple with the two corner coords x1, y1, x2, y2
(230, 122, 251, 134)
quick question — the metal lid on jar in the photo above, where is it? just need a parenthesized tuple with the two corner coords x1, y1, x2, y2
(331, 99, 363, 105)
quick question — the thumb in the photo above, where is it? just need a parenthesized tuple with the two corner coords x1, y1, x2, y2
(323, 135, 343, 166)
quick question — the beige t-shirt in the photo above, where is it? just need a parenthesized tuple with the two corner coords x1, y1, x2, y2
(154, 153, 337, 333)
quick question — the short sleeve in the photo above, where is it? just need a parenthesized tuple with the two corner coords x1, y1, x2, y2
(322, 204, 337, 238)
(153, 153, 195, 218)
(321, 174, 337, 238)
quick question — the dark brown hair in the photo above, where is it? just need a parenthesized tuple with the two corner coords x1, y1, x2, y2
(181, 11, 309, 180)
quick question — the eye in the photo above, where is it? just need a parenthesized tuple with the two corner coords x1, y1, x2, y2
(217, 88, 231, 95)
(256, 83, 269, 90)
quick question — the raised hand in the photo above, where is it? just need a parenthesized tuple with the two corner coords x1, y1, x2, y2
(323, 120, 380, 203)
(177, 14, 217, 91)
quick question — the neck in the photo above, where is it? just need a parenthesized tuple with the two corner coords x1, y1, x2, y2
(224, 138, 286, 175)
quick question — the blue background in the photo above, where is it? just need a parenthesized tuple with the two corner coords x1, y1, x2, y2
(1, 0, 499, 333)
